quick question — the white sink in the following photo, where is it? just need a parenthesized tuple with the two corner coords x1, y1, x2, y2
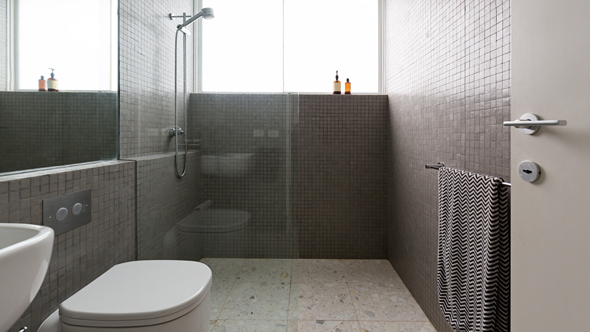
(0, 223, 54, 332)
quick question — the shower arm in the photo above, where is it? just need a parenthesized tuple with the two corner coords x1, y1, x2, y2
(169, 8, 214, 30)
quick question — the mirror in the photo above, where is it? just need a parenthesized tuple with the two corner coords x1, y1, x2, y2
(0, 0, 118, 174)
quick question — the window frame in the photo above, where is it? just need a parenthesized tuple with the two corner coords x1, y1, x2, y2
(10, 0, 118, 92)
(193, 0, 384, 94)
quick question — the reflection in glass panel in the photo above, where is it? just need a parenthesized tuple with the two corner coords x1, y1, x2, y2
(186, 93, 299, 258)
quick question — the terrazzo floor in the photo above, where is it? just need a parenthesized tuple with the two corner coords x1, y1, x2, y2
(200, 258, 436, 332)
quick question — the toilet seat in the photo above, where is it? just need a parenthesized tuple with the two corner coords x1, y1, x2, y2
(59, 260, 211, 328)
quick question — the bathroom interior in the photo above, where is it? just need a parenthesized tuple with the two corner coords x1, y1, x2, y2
(2, 0, 589, 331)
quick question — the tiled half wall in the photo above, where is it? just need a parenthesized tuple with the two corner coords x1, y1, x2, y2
(190, 93, 388, 259)
(1, 161, 136, 332)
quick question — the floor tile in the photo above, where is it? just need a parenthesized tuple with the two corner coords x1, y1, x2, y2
(288, 281, 299, 321)
(342, 260, 400, 284)
(219, 281, 290, 321)
(296, 259, 346, 283)
(287, 319, 298, 331)
(349, 283, 428, 321)
(201, 258, 245, 320)
(298, 282, 357, 321)
(200, 258, 244, 283)
(237, 259, 293, 285)
(211, 319, 288, 331)
(359, 321, 436, 332)
(298, 320, 362, 332)
(397, 322, 436, 332)
(209, 279, 234, 320)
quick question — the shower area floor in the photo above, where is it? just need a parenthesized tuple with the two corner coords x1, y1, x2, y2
(201, 258, 436, 332)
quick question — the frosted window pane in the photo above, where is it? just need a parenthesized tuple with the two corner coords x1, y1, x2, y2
(201, 0, 283, 93)
(284, 0, 379, 93)
(17, 0, 115, 91)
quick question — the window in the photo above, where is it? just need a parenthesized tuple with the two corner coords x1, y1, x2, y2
(201, 0, 380, 93)
(16, 0, 117, 91)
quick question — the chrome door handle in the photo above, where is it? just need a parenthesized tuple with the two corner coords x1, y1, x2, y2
(503, 113, 567, 135)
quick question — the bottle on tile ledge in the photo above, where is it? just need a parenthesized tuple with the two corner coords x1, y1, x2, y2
(38, 76, 46, 92)
(345, 78, 351, 94)
(333, 70, 341, 94)
(48, 68, 59, 92)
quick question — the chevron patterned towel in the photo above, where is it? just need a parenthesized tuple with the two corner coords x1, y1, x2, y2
(438, 167, 510, 332)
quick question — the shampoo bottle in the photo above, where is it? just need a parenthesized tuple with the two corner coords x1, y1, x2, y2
(38, 76, 46, 92)
(345, 78, 351, 94)
(48, 68, 59, 92)
(333, 71, 341, 94)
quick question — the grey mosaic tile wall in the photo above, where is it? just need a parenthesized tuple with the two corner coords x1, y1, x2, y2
(384, 1, 511, 331)
(0, 92, 118, 173)
(189, 93, 299, 258)
(0, 161, 136, 332)
(298, 95, 388, 259)
(0, 0, 6, 91)
(132, 152, 201, 260)
(119, 0, 194, 158)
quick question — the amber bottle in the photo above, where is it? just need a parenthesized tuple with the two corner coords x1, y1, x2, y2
(345, 78, 351, 94)
(38, 76, 47, 92)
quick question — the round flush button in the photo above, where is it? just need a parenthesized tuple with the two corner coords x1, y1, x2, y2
(56, 207, 69, 221)
(72, 203, 83, 216)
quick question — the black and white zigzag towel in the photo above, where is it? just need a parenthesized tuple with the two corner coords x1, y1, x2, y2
(438, 167, 510, 332)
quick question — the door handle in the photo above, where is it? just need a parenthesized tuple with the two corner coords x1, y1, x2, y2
(503, 113, 567, 135)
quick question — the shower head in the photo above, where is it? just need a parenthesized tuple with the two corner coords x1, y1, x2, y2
(177, 7, 214, 30)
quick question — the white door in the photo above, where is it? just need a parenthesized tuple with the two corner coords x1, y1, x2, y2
(512, 1, 590, 331)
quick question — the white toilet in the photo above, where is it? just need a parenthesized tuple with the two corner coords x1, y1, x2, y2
(38, 260, 211, 332)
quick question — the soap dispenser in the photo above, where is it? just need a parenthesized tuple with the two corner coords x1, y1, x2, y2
(333, 70, 341, 94)
(48, 68, 59, 92)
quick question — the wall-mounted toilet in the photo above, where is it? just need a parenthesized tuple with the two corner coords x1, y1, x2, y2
(38, 260, 211, 332)
(177, 209, 250, 259)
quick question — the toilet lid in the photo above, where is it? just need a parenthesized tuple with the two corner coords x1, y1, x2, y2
(178, 209, 250, 233)
(59, 260, 211, 328)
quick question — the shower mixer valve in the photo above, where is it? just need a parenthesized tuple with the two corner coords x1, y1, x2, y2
(169, 127, 185, 137)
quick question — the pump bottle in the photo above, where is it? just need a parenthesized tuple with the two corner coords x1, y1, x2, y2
(333, 71, 341, 94)
(48, 68, 59, 92)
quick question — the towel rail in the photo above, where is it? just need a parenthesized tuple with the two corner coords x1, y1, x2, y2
(425, 162, 511, 187)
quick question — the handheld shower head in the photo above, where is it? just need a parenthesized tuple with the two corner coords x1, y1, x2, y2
(200, 8, 215, 20)
(177, 7, 214, 30)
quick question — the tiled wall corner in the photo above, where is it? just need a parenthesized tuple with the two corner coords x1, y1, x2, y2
(298, 95, 389, 259)
(0, 161, 136, 332)
(118, 0, 194, 158)
(384, 1, 511, 331)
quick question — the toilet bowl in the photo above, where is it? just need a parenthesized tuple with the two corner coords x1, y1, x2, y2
(38, 260, 211, 332)
(177, 209, 250, 258)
